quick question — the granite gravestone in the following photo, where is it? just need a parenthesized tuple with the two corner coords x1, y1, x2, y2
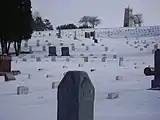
(85, 32, 90, 38)
(119, 57, 124, 66)
(84, 57, 88, 62)
(49, 46, 57, 56)
(151, 49, 160, 88)
(57, 71, 95, 120)
(58, 29, 62, 38)
(74, 31, 77, 40)
(0, 55, 11, 72)
(17, 86, 29, 95)
(61, 47, 70, 56)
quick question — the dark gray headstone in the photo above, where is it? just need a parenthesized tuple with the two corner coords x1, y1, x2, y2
(85, 32, 90, 38)
(152, 49, 160, 88)
(49, 46, 57, 56)
(74, 31, 77, 40)
(58, 29, 62, 38)
(17, 86, 29, 95)
(57, 71, 95, 120)
(61, 47, 70, 56)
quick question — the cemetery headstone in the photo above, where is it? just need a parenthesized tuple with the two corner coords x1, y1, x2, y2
(94, 39, 98, 43)
(71, 45, 76, 51)
(52, 81, 59, 89)
(61, 47, 70, 56)
(116, 76, 123, 81)
(22, 58, 27, 62)
(81, 43, 85, 46)
(84, 57, 88, 62)
(51, 56, 56, 61)
(113, 55, 117, 59)
(42, 46, 46, 51)
(47, 42, 51, 46)
(85, 46, 89, 51)
(29, 46, 33, 53)
(65, 57, 70, 62)
(154, 44, 158, 50)
(36, 57, 41, 62)
(151, 49, 160, 88)
(49, 46, 57, 56)
(57, 71, 95, 120)
(36, 40, 40, 47)
(60, 43, 63, 46)
(140, 48, 143, 51)
(106, 92, 119, 99)
(17, 86, 29, 95)
(58, 29, 62, 38)
(102, 57, 107, 62)
(105, 47, 108, 52)
(85, 32, 90, 38)
(74, 31, 77, 40)
(24, 41, 28, 47)
(5, 73, 16, 82)
(119, 57, 124, 66)
(91, 31, 96, 40)
(0, 55, 11, 72)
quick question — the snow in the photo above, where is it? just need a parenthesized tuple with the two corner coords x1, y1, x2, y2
(1, 27, 160, 120)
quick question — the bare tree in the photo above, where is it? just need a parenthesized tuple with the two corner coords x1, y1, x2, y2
(79, 16, 90, 26)
(88, 16, 101, 28)
(79, 16, 101, 28)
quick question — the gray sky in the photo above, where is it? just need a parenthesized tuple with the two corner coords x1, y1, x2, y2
(31, 0, 160, 28)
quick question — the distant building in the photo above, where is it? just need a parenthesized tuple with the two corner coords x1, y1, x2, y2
(123, 6, 135, 27)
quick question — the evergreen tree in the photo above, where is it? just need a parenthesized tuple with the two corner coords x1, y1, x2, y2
(0, 0, 33, 55)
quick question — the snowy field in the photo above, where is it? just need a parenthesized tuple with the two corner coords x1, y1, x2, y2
(0, 28, 160, 120)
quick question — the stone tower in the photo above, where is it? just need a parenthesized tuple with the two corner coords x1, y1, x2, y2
(123, 6, 134, 27)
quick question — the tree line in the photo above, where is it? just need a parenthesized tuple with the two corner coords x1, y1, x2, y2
(0, 0, 101, 56)
(0, 0, 33, 56)
(57, 16, 101, 30)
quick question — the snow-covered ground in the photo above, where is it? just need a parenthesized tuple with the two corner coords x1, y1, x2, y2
(0, 28, 160, 120)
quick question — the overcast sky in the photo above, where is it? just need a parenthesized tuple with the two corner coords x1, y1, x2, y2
(31, 0, 160, 28)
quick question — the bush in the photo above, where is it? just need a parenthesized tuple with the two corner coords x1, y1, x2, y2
(56, 24, 78, 30)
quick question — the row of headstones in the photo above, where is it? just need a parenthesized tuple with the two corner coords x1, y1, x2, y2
(126, 40, 159, 53)
(98, 28, 160, 37)
(98, 26, 160, 34)
(18, 71, 121, 120)
(21, 55, 124, 65)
